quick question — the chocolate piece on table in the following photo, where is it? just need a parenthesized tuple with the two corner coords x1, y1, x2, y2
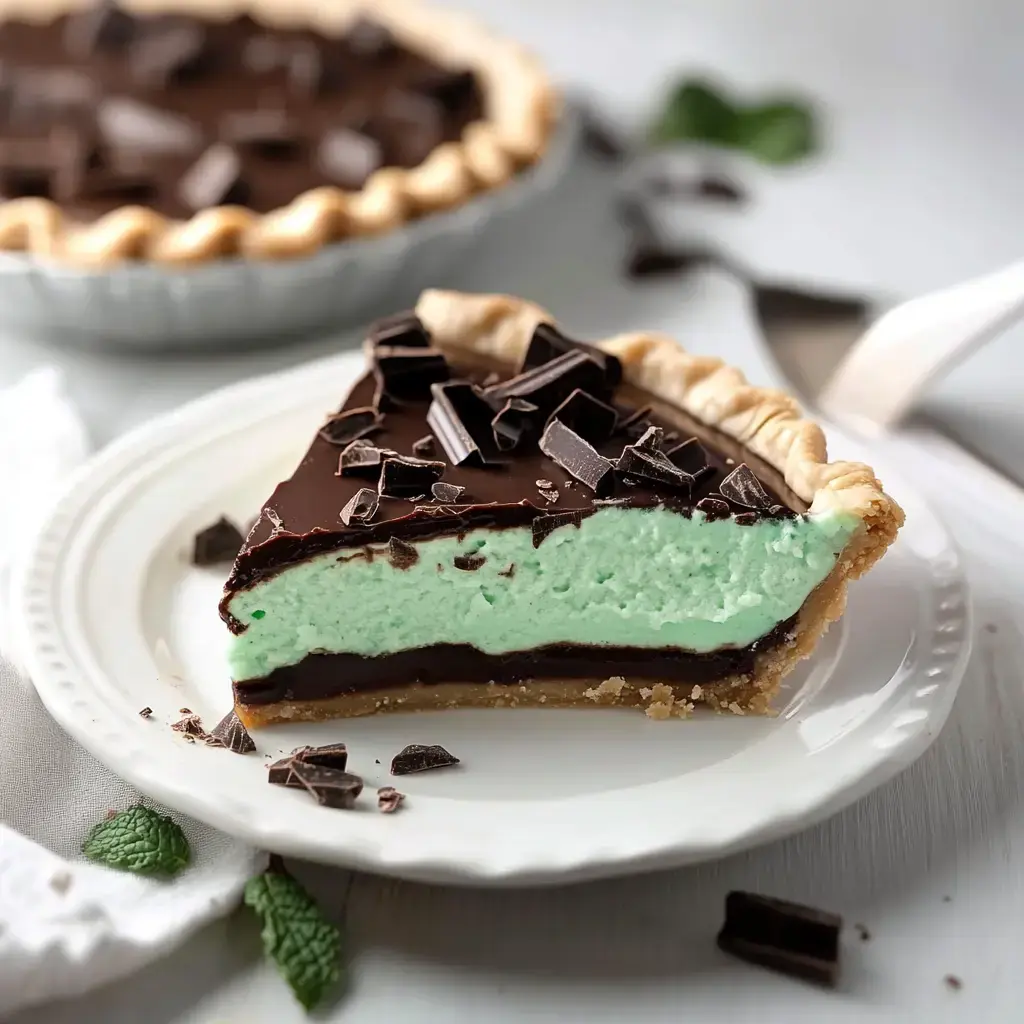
(427, 381, 506, 467)
(388, 537, 419, 569)
(717, 891, 841, 987)
(288, 761, 364, 809)
(220, 110, 298, 159)
(520, 322, 622, 387)
(548, 388, 618, 444)
(531, 509, 583, 548)
(178, 144, 249, 211)
(373, 346, 450, 401)
(130, 20, 210, 89)
(378, 456, 446, 499)
(340, 487, 378, 527)
(431, 481, 465, 503)
(491, 397, 540, 452)
(368, 311, 430, 348)
(484, 350, 611, 420)
(453, 553, 486, 571)
(695, 496, 732, 520)
(412, 435, 436, 457)
(390, 743, 460, 775)
(63, 0, 137, 57)
(318, 407, 382, 446)
(209, 710, 256, 754)
(318, 127, 382, 189)
(377, 786, 405, 812)
(337, 439, 389, 477)
(539, 420, 615, 496)
(720, 464, 773, 511)
(616, 443, 692, 492)
(193, 516, 246, 565)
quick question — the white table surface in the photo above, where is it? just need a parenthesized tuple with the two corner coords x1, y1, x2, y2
(7, 1, 1024, 1020)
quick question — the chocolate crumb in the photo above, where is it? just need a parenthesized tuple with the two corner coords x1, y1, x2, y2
(388, 537, 419, 570)
(375, 759, 381, 764)
(538, 487, 560, 504)
(179, 707, 192, 714)
(390, 743, 460, 775)
(412, 435, 436, 457)
(377, 786, 405, 813)
(171, 712, 207, 740)
(536, 479, 554, 489)
(138, 706, 153, 718)
(192, 516, 245, 565)
(209, 710, 256, 754)
(453, 553, 486, 571)
(944, 975, 963, 991)
(498, 563, 516, 578)
(854, 923, 871, 942)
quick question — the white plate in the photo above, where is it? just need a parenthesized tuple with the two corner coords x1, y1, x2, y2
(16, 352, 972, 886)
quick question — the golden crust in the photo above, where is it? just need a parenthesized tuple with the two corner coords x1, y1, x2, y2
(0, 0, 559, 266)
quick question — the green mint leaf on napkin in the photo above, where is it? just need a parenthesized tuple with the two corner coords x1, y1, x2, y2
(651, 80, 739, 146)
(245, 863, 343, 1011)
(736, 100, 817, 165)
(81, 804, 190, 877)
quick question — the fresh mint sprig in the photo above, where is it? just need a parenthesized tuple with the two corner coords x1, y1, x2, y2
(81, 804, 190, 877)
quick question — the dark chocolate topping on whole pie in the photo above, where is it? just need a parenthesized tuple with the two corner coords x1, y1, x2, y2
(0, 5, 484, 218)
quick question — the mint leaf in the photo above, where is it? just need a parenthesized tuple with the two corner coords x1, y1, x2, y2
(245, 865, 342, 1011)
(81, 804, 190, 877)
(650, 80, 738, 146)
(736, 100, 817, 165)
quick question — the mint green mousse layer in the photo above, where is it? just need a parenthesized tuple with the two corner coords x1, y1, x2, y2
(226, 506, 858, 681)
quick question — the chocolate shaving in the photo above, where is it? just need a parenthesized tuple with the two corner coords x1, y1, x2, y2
(520, 323, 622, 386)
(412, 435, 436, 457)
(491, 397, 539, 452)
(717, 891, 842, 988)
(390, 743, 460, 775)
(539, 420, 615, 496)
(209, 710, 256, 754)
(431, 481, 465, 503)
(340, 487, 378, 526)
(695, 497, 732, 520)
(427, 382, 505, 467)
(719, 464, 773, 510)
(193, 516, 245, 565)
(337, 438, 390, 477)
(318, 407, 382, 446)
(377, 786, 405, 813)
(532, 509, 583, 548)
(547, 388, 618, 445)
(616, 443, 692, 493)
(378, 456, 445, 499)
(453, 553, 486, 571)
(367, 310, 430, 348)
(138, 706, 153, 718)
(317, 126, 381, 187)
(178, 143, 249, 210)
(288, 761, 364, 809)
(485, 349, 610, 418)
(388, 537, 419, 570)
(373, 346, 449, 401)
(96, 96, 200, 155)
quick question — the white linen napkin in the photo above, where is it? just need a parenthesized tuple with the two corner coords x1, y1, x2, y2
(0, 368, 265, 1018)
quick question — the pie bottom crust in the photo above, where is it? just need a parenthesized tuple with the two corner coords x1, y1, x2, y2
(233, 561, 849, 729)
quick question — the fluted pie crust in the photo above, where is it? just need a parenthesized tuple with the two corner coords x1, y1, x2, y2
(233, 290, 905, 728)
(0, 0, 558, 266)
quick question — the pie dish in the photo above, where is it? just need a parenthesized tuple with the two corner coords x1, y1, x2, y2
(0, 0, 557, 267)
(220, 290, 905, 727)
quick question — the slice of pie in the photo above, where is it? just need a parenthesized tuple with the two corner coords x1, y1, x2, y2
(221, 290, 904, 727)
(0, 1, 555, 265)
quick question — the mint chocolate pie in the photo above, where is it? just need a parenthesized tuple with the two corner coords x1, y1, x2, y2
(221, 290, 904, 726)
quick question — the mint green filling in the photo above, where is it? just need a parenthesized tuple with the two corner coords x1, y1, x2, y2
(226, 507, 858, 680)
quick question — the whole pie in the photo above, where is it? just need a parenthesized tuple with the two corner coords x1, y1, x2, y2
(0, 0, 556, 265)
(221, 290, 905, 727)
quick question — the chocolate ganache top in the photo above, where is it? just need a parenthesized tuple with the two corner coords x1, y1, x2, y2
(0, 4, 483, 219)
(221, 312, 807, 623)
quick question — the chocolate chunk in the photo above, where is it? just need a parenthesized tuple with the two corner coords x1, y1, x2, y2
(97, 96, 201, 154)
(209, 710, 256, 754)
(193, 516, 245, 565)
(733, 512, 760, 525)
(695, 497, 732, 520)
(498, 563, 516, 578)
(539, 420, 615, 496)
(64, 1, 137, 57)
(318, 407, 382, 446)
(346, 17, 399, 60)
(616, 443, 692, 493)
(388, 536, 419, 570)
(491, 397, 540, 452)
(267, 754, 299, 785)
(337, 439, 390, 477)
(178, 144, 249, 210)
(412, 435, 436, 456)
(368, 311, 429, 348)
(298, 743, 349, 771)
(378, 456, 445, 499)
(431, 481, 465, 503)
(666, 438, 709, 476)
(220, 110, 298, 159)
(532, 509, 583, 547)
(377, 786, 405, 813)
(390, 743, 460, 775)
(769, 504, 798, 520)
(633, 425, 664, 451)
(717, 891, 841, 987)
(373, 346, 449, 401)
(138, 706, 153, 718)
(615, 405, 652, 433)
(520, 323, 622, 387)
(548, 388, 618, 444)
(453, 553, 486, 571)
(719, 464, 772, 510)
(537, 486, 559, 504)
(131, 20, 210, 88)
(485, 350, 610, 421)
(288, 761, 364, 809)
(318, 126, 382, 189)
(340, 487, 378, 527)
(427, 382, 506, 467)
(171, 712, 207, 739)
